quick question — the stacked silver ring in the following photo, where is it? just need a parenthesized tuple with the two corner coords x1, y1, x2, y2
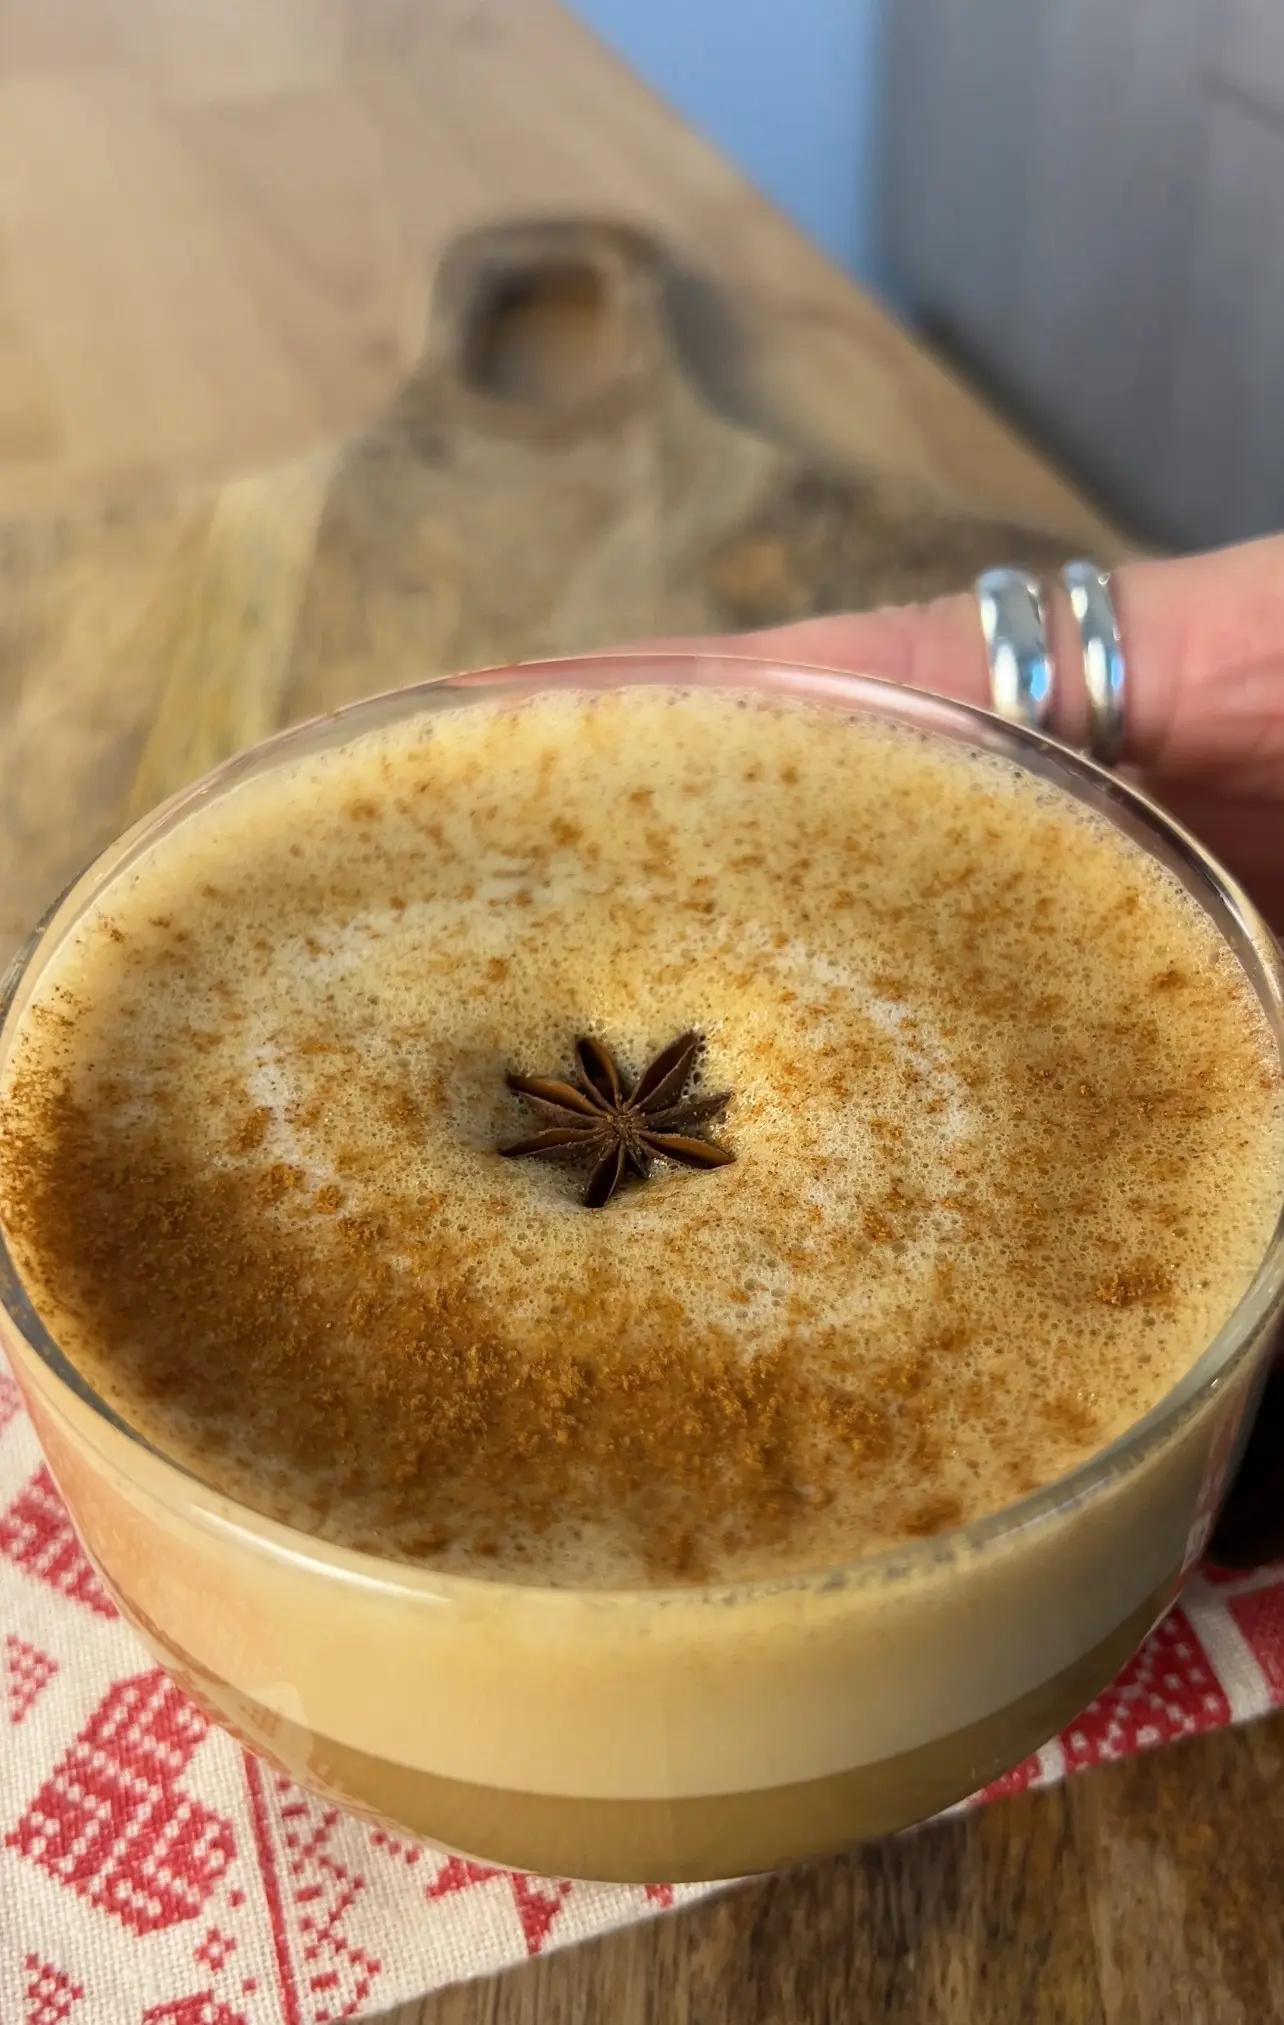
(975, 561, 1126, 765)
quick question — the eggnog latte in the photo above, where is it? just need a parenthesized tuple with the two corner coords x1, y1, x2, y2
(2, 670, 1282, 1878)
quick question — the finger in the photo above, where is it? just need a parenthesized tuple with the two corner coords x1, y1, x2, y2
(685, 600, 992, 710)
(708, 535, 1284, 798)
(1104, 537, 1284, 791)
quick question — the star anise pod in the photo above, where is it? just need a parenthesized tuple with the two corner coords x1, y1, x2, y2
(501, 1031, 734, 1208)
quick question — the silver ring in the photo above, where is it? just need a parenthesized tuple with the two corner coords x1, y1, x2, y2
(975, 568, 1053, 732)
(1063, 560, 1126, 765)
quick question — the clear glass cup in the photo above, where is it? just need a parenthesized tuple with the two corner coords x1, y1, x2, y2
(2, 653, 1282, 1884)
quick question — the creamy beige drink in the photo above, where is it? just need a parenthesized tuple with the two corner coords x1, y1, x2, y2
(2, 667, 1283, 1879)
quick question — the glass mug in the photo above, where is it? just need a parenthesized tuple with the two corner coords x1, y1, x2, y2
(2, 654, 1282, 1885)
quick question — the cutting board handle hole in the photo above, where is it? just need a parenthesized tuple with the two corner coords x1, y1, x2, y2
(462, 260, 625, 409)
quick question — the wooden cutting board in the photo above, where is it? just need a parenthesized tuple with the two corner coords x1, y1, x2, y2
(0, 219, 1088, 955)
(282, 220, 1085, 710)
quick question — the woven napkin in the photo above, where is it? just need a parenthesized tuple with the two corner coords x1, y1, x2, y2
(3, 1350, 1283, 2025)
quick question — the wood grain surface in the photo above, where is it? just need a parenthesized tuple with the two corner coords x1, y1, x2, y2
(386, 1716, 1284, 2025)
(1, 3, 1274, 2022)
(0, 0, 1127, 973)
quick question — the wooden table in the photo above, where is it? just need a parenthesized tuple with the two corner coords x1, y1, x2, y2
(2, 3, 1281, 2020)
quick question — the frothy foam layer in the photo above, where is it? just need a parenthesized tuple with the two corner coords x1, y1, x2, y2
(3, 687, 1282, 1586)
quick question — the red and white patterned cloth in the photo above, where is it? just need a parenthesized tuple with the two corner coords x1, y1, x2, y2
(3, 1349, 1284, 2025)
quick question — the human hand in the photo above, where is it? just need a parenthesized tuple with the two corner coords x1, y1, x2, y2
(698, 534, 1284, 932)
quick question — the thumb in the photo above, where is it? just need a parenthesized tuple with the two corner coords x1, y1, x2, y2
(690, 535, 1284, 927)
(715, 535, 1284, 793)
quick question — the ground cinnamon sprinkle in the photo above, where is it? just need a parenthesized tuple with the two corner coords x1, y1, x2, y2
(0, 1046, 881, 1581)
(0, 688, 1280, 1589)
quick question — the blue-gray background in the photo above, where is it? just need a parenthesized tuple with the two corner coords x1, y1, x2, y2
(571, 0, 888, 289)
